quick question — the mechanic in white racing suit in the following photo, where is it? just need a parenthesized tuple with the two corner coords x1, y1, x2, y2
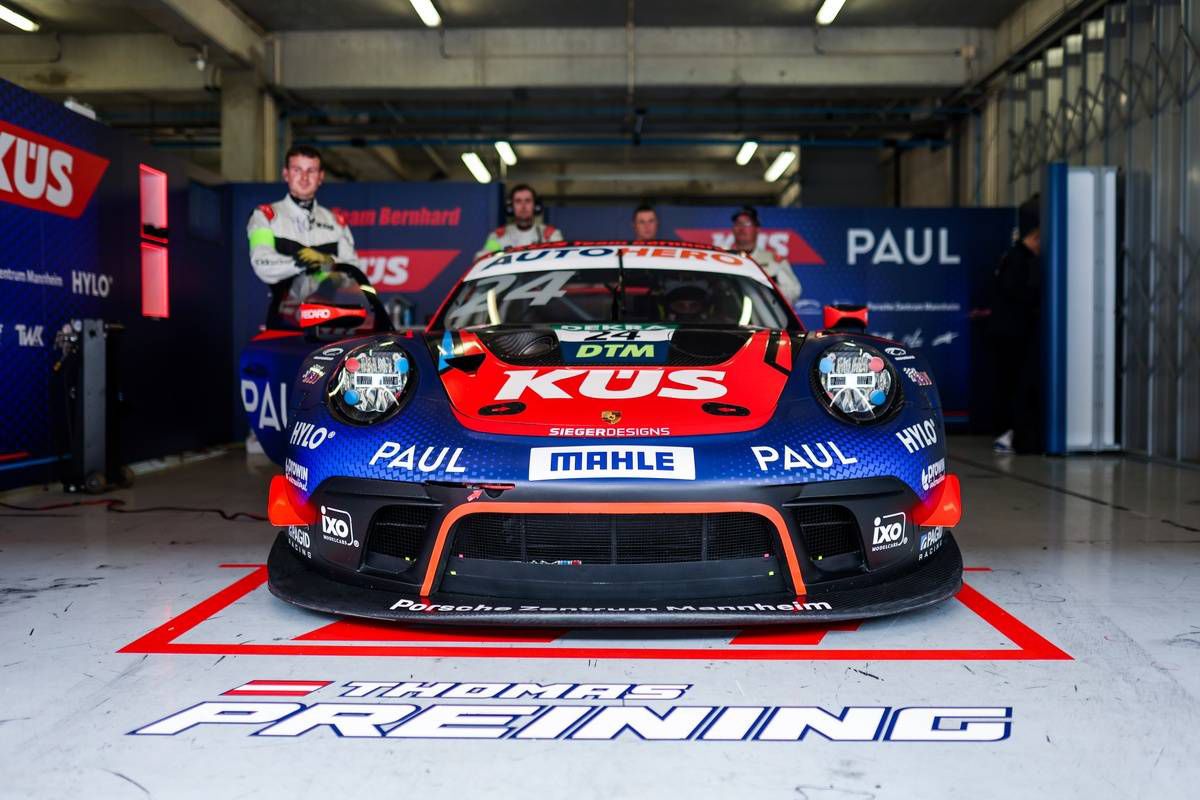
(731, 206, 802, 306)
(247, 144, 361, 326)
(476, 184, 563, 257)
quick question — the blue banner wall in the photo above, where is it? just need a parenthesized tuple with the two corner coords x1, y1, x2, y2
(229, 181, 502, 434)
(549, 204, 1016, 421)
(0, 79, 231, 490)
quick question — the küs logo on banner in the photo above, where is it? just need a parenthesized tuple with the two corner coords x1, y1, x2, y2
(0, 120, 110, 218)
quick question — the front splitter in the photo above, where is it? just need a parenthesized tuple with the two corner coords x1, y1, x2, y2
(266, 532, 963, 627)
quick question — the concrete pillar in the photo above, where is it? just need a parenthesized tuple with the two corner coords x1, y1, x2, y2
(220, 69, 274, 181)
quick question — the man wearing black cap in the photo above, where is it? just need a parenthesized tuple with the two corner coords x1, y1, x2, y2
(731, 206, 802, 304)
(990, 194, 1042, 454)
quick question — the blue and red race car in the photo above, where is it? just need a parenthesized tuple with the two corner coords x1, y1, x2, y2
(241, 241, 962, 625)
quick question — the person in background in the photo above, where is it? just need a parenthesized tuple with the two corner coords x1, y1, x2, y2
(478, 184, 563, 256)
(247, 144, 360, 326)
(731, 206, 801, 305)
(990, 194, 1042, 454)
(632, 204, 659, 241)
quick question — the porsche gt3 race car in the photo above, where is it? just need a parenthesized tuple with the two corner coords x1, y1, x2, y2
(242, 242, 963, 626)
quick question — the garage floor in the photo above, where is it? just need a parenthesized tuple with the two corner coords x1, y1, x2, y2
(1, 438, 1198, 799)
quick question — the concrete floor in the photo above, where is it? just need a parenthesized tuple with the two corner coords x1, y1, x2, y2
(1, 438, 1198, 799)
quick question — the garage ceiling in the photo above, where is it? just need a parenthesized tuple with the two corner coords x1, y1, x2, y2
(2, 0, 1029, 197)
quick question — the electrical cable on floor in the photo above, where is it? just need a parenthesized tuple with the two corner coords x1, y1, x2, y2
(0, 498, 267, 522)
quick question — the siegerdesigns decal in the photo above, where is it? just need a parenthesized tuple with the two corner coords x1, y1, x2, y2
(549, 426, 671, 437)
(529, 445, 695, 481)
(750, 442, 858, 472)
(496, 369, 726, 401)
(896, 419, 938, 454)
(131, 679, 1013, 742)
(0, 119, 110, 218)
(320, 505, 358, 548)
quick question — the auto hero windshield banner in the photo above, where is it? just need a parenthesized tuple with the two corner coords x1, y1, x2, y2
(550, 205, 1016, 422)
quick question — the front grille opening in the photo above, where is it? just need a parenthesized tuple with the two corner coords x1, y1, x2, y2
(792, 505, 862, 562)
(366, 504, 437, 563)
(451, 512, 777, 566)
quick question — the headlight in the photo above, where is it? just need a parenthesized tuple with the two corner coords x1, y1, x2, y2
(328, 339, 412, 424)
(813, 340, 900, 423)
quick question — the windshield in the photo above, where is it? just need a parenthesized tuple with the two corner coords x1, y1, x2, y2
(438, 267, 793, 329)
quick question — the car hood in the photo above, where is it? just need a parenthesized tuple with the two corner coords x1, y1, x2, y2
(429, 326, 799, 437)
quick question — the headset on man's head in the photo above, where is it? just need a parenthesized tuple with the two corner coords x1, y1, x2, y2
(505, 184, 544, 217)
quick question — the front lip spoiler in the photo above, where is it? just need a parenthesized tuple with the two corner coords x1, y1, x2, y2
(267, 532, 963, 627)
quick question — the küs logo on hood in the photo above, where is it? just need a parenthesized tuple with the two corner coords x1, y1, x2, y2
(0, 120, 110, 219)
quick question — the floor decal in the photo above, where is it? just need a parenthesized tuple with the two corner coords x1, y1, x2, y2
(119, 564, 1070, 661)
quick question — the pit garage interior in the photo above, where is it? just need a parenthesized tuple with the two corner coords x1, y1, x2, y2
(2, 0, 1199, 797)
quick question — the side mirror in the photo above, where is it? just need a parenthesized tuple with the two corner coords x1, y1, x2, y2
(823, 304, 868, 331)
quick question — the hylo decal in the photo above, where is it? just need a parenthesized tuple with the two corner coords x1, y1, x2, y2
(290, 421, 335, 450)
(896, 419, 938, 454)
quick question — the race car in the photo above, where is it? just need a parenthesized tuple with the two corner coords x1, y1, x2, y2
(241, 242, 963, 625)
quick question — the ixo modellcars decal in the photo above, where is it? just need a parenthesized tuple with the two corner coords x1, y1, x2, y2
(552, 323, 676, 364)
(131, 678, 1013, 743)
(529, 445, 696, 481)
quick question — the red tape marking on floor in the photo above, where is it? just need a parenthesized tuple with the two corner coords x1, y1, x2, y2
(118, 564, 1071, 661)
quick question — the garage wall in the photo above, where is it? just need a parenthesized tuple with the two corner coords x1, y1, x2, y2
(964, 0, 1200, 463)
(0, 79, 233, 490)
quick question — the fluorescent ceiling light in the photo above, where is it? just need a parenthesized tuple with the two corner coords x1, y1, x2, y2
(0, 3, 40, 32)
(763, 150, 797, 183)
(494, 141, 518, 166)
(408, 0, 442, 28)
(461, 152, 492, 183)
(815, 0, 847, 26)
(735, 140, 758, 166)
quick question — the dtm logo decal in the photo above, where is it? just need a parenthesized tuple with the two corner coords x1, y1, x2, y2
(529, 445, 696, 481)
(496, 369, 726, 401)
(290, 422, 335, 450)
(896, 419, 938, 454)
(369, 442, 466, 473)
(241, 380, 287, 432)
(0, 119, 110, 218)
(71, 270, 113, 298)
(750, 442, 858, 472)
(846, 228, 961, 266)
(131, 679, 1013, 742)
(320, 506, 357, 548)
(871, 512, 908, 552)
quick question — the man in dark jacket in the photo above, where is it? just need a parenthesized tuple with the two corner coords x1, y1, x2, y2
(991, 195, 1042, 453)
